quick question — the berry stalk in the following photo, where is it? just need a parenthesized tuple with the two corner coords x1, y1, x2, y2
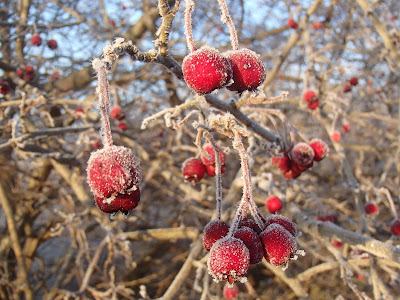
(184, 0, 196, 52)
(217, 0, 239, 50)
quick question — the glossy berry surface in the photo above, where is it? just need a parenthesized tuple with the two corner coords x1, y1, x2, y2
(47, 39, 58, 50)
(203, 220, 229, 251)
(200, 143, 226, 166)
(260, 223, 297, 266)
(31, 34, 42, 46)
(110, 106, 125, 120)
(264, 214, 297, 237)
(390, 219, 400, 236)
(87, 145, 142, 199)
(207, 236, 250, 283)
(182, 157, 206, 182)
(224, 49, 265, 93)
(182, 46, 232, 94)
(266, 195, 282, 213)
(290, 142, 315, 167)
(364, 202, 379, 215)
(234, 227, 264, 264)
(223, 283, 239, 299)
(308, 139, 328, 161)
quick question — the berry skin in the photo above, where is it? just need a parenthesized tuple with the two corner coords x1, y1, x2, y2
(349, 77, 358, 86)
(25, 66, 34, 74)
(31, 34, 42, 46)
(110, 106, 125, 120)
(224, 49, 266, 93)
(203, 220, 230, 251)
(92, 140, 102, 149)
(313, 22, 324, 29)
(239, 218, 263, 234)
(290, 142, 315, 167)
(287, 18, 298, 29)
(308, 139, 328, 162)
(0, 79, 10, 95)
(307, 99, 319, 110)
(117, 123, 127, 131)
(283, 164, 302, 180)
(234, 227, 264, 264)
(207, 236, 250, 283)
(95, 188, 140, 214)
(16, 68, 25, 79)
(271, 153, 291, 173)
(260, 223, 297, 266)
(205, 163, 226, 177)
(182, 45, 232, 94)
(343, 84, 352, 93)
(264, 214, 297, 237)
(86, 145, 142, 199)
(390, 219, 400, 236)
(200, 143, 226, 166)
(330, 131, 341, 143)
(47, 39, 58, 50)
(266, 195, 282, 213)
(303, 90, 316, 102)
(223, 283, 239, 300)
(364, 202, 379, 215)
(182, 157, 206, 183)
(342, 122, 351, 133)
(331, 239, 343, 248)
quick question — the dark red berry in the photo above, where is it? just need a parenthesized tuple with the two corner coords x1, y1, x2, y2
(290, 142, 315, 167)
(0, 79, 10, 95)
(349, 77, 358, 86)
(182, 157, 206, 182)
(303, 90, 316, 102)
(203, 220, 229, 251)
(342, 122, 351, 133)
(223, 283, 239, 299)
(343, 84, 352, 93)
(390, 219, 400, 236)
(16, 68, 25, 79)
(266, 195, 282, 213)
(308, 139, 328, 161)
(182, 46, 232, 94)
(331, 239, 343, 248)
(271, 153, 291, 173)
(239, 219, 263, 234)
(287, 18, 298, 29)
(234, 227, 264, 264)
(307, 99, 319, 110)
(25, 66, 34, 74)
(364, 202, 379, 215)
(47, 39, 58, 50)
(31, 34, 42, 46)
(95, 188, 140, 214)
(264, 214, 297, 237)
(110, 106, 125, 120)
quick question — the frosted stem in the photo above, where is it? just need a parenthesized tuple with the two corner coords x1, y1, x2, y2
(217, 0, 239, 50)
(184, 0, 196, 52)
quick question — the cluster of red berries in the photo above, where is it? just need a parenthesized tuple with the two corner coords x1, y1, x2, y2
(16, 66, 35, 82)
(302, 90, 319, 110)
(182, 143, 226, 182)
(182, 46, 266, 94)
(0, 79, 10, 95)
(110, 106, 128, 131)
(31, 33, 58, 50)
(271, 139, 328, 179)
(204, 214, 299, 283)
(343, 76, 358, 93)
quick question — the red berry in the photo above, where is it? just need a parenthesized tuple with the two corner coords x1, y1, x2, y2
(307, 99, 319, 110)
(203, 220, 229, 251)
(349, 77, 358, 86)
(290, 142, 315, 167)
(271, 153, 291, 173)
(95, 196, 118, 213)
(390, 219, 400, 236)
(75, 107, 84, 118)
(0, 79, 10, 95)
(122, 5, 127, 10)
(16, 68, 25, 79)
(287, 18, 298, 29)
(317, 214, 339, 224)
(234, 227, 264, 264)
(223, 283, 239, 299)
(389, 15, 395, 21)
(95, 188, 140, 214)
(303, 90, 316, 102)
(367, 80, 372, 86)
(283, 165, 302, 179)
(182, 46, 232, 94)
(110, 19, 116, 26)
(330, 131, 341, 143)
(207, 236, 250, 283)
(117, 123, 127, 131)
(313, 22, 324, 29)
(86, 145, 142, 199)
(47, 39, 58, 50)
(200, 143, 226, 166)
(264, 214, 297, 237)
(364, 202, 379, 215)
(239, 218, 263, 234)
(25, 66, 34, 74)
(260, 224, 297, 266)
(205, 163, 226, 177)
(331, 239, 343, 248)
(343, 84, 352, 93)
(266, 195, 282, 213)
(31, 34, 42, 46)
(224, 49, 266, 93)
(342, 122, 351, 133)
(110, 106, 125, 120)
(182, 157, 206, 182)
(308, 139, 328, 161)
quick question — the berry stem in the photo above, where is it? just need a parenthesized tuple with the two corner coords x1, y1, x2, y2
(92, 58, 114, 148)
(217, 0, 239, 50)
(184, 0, 196, 52)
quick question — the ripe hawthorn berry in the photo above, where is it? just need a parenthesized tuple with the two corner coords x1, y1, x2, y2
(205, 163, 226, 177)
(25, 66, 34, 74)
(110, 106, 125, 120)
(16, 68, 25, 79)
(330, 131, 341, 143)
(47, 39, 58, 50)
(287, 18, 298, 29)
(224, 49, 266, 93)
(203, 220, 230, 251)
(95, 188, 140, 214)
(307, 99, 319, 110)
(303, 90, 316, 102)
(239, 218, 263, 234)
(308, 139, 328, 162)
(234, 227, 264, 264)
(182, 157, 206, 182)
(390, 219, 400, 236)
(200, 143, 226, 166)
(364, 202, 379, 215)
(117, 123, 127, 131)
(290, 142, 315, 167)
(31, 34, 42, 46)
(342, 122, 351, 133)
(0, 79, 10, 95)
(207, 236, 250, 283)
(343, 84, 352, 93)
(349, 77, 358, 86)
(264, 214, 297, 237)
(223, 283, 239, 300)
(266, 195, 282, 213)
(182, 46, 232, 94)
(271, 153, 291, 173)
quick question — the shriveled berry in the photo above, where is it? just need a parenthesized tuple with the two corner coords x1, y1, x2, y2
(349, 77, 358, 86)
(308, 139, 328, 161)
(205, 163, 226, 177)
(364, 202, 379, 215)
(182, 45, 232, 94)
(223, 283, 239, 299)
(203, 220, 229, 251)
(234, 227, 264, 264)
(87, 145, 142, 199)
(47, 39, 58, 50)
(290, 142, 315, 167)
(224, 49, 266, 93)
(264, 214, 297, 237)
(287, 18, 298, 29)
(260, 223, 297, 266)
(330, 131, 341, 143)
(200, 143, 226, 166)
(271, 153, 291, 173)
(266, 195, 282, 213)
(390, 219, 400, 236)
(207, 236, 250, 283)
(31, 34, 42, 46)
(182, 157, 206, 182)
(110, 106, 125, 120)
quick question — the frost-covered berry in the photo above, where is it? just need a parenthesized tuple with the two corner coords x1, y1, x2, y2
(290, 142, 315, 167)
(200, 143, 226, 166)
(110, 106, 125, 120)
(47, 39, 58, 50)
(260, 223, 297, 266)
(234, 227, 264, 264)
(31, 34, 42, 46)
(308, 139, 328, 161)
(203, 220, 229, 251)
(223, 283, 239, 299)
(390, 219, 400, 236)
(264, 214, 297, 237)
(86, 145, 142, 199)
(205, 163, 226, 177)
(266, 195, 282, 213)
(207, 236, 250, 283)
(364, 202, 379, 215)
(224, 49, 266, 93)
(182, 157, 206, 182)
(271, 153, 291, 173)
(182, 46, 232, 94)
(95, 188, 140, 214)
(239, 218, 263, 234)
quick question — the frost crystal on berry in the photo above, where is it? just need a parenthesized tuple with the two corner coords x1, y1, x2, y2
(203, 220, 229, 251)
(290, 142, 315, 167)
(264, 214, 297, 237)
(234, 227, 264, 264)
(182, 157, 206, 182)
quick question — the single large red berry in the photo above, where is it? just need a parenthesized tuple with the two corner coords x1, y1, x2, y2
(87, 145, 142, 199)
(264, 214, 297, 237)
(266, 195, 282, 213)
(110, 106, 125, 120)
(203, 220, 230, 251)
(271, 153, 291, 173)
(290, 142, 315, 167)
(287, 18, 298, 29)
(390, 219, 400, 236)
(260, 223, 297, 266)
(47, 39, 58, 50)
(224, 49, 266, 93)
(0, 79, 10, 95)
(182, 46, 232, 94)
(364, 202, 379, 215)
(182, 157, 206, 182)
(200, 143, 226, 166)
(308, 139, 328, 161)
(207, 236, 250, 283)
(303, 90, 316, 102)
(31, 34, 42, 46)
(349, 77, 358, 86)
(234, 227, 264, 264)
(223, 283, 239, 299)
